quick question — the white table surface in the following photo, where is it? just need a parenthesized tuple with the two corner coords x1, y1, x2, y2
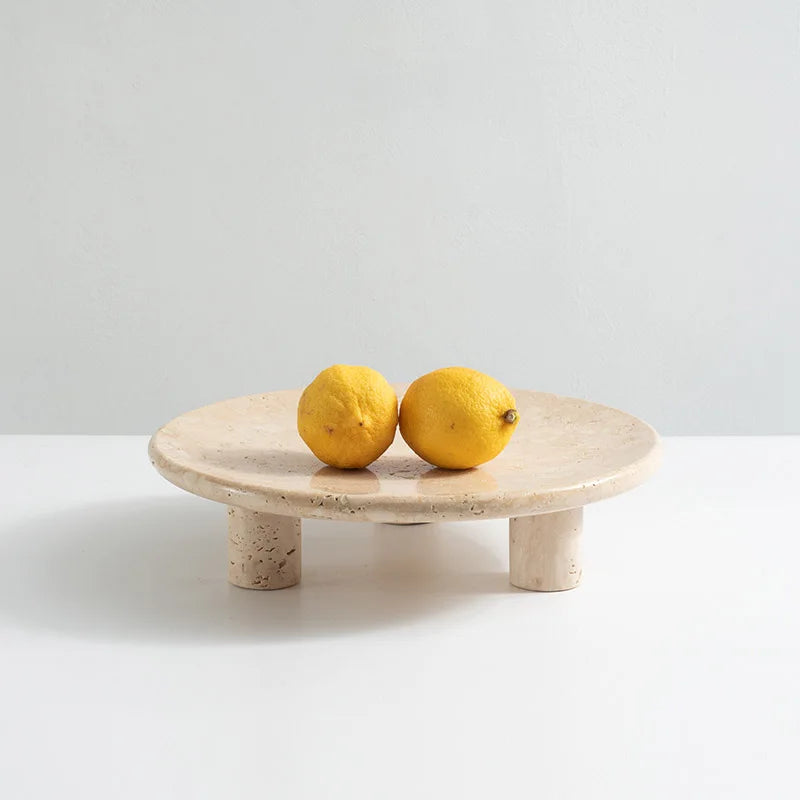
(0, 435, 797, 799)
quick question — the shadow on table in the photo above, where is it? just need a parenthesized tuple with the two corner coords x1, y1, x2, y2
(0, 497, 516, 644)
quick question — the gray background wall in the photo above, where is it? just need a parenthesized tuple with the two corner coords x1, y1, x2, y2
(2, 1, 797, 435)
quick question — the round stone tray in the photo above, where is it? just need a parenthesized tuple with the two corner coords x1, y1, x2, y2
(149, 389, 660, 592)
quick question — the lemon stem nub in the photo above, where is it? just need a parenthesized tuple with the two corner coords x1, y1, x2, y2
(503, 409, 518, 424)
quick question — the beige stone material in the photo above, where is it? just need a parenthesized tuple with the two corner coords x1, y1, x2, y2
(149, 388, 660, 523)
(227, 507, 300, 590)
(149, 387, 660, 591)
(510, 508, 583, 591)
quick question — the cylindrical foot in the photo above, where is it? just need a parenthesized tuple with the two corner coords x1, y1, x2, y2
(509, 508, 583, 591)
(227, 507, 301, 590)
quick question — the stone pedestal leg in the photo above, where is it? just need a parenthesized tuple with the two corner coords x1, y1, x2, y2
(227, 507, 301, 590)
(509, 508, 583, 591)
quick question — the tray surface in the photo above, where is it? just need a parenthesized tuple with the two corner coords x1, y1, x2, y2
(149, 389, 660, 522)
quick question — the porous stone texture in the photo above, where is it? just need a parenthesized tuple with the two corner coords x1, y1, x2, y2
(149, 388, 660, 523)
(227, 507, 300, 590)
(509, 508, 583, 591)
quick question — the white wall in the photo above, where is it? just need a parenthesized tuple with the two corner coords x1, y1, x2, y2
(2, 1, 798, 434)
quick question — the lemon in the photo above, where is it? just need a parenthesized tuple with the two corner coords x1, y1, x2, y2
(399, 367, 519, 470)
(297, 365, 398, 469)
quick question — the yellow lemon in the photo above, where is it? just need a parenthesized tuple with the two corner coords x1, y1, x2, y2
(297, 365, 398, 469)
(399, 367, 519, 470)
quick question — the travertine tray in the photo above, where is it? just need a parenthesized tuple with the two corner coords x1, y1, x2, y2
(149, 389, 660, 592)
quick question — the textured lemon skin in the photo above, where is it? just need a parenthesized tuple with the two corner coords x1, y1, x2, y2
(399, 367, 519, 470)
(297, 365, 398, 469)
